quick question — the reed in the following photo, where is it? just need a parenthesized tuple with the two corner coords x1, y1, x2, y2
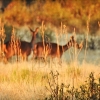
(0, 18, 6, 62)
(83, 14, 90, 63)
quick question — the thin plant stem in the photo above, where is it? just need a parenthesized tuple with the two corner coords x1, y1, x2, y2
(83, 14, 90, 63)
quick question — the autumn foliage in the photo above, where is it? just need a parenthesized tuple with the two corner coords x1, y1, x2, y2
(2, 0, 100, 34)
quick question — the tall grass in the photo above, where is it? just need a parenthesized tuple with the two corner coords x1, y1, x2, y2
(0, 61, 100, 100)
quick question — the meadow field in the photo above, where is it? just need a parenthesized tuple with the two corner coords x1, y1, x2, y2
(0, 50, 100, 100)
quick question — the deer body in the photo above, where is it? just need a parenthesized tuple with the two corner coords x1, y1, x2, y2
(3, 39, 32, 61)
(20, 41, 32, 57)
(34, 42, 68, 59)
(3, 27, 39, 61)
(33, 36, 83, 59)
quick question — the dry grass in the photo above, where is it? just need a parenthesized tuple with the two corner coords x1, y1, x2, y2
(0, 60, 100, 100)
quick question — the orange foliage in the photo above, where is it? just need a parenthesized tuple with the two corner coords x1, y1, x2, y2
(4, 1, 34, 26)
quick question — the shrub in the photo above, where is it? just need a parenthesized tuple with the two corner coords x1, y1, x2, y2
(45, 72, 100, 100)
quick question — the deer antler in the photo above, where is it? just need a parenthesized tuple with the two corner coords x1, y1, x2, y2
(29, 27, 39, 32)
(29, 27, 39, 36)
(29, 27, 34, 33)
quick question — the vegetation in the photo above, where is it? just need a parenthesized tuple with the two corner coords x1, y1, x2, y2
(0, 62, 100, 100)
(45, 71, 100, 100)
(0, 0, 100, 35)
(0, 0, 100, 100)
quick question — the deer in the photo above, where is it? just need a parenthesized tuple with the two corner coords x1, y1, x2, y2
(32, 36, 83, 61)
(3, 27, 39, 62)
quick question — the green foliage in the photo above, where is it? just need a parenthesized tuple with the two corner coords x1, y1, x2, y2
(74, 72, 100, 100)
(10, 68, 47, 84)
(11, 68, 30, 83)
(4, 24, 13, 42)
(45, 72, 100, 100)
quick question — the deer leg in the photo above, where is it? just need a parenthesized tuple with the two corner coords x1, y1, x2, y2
(58, 59, 62, 66)
(3, 57, 8, 64)
(22, 54, 26, 61)
(24, 55, 27, 61)
(32, 53, 37, 60)
(49, 57, 53, 68)
(42, 57, 48, 66)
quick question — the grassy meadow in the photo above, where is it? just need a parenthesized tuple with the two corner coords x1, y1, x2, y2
(0, 58, 100, 100)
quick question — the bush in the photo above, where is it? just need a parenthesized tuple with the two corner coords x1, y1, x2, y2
(45, 71, 100, 100)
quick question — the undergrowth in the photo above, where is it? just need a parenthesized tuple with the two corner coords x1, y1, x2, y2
(44, 71, 100, 100)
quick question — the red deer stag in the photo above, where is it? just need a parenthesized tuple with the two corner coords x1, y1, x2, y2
(33, 36, 83, 60)
(3, 27, 39, 61)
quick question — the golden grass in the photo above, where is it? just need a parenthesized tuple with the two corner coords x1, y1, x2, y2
(0, 60, 100, 100)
